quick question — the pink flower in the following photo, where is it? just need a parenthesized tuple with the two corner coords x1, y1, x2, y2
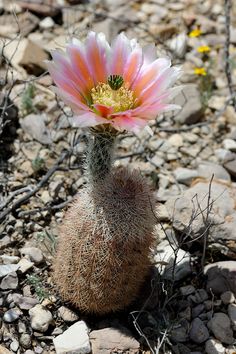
(47, 32, 182, 133)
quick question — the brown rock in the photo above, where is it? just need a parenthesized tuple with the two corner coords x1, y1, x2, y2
(90, 327, 140, 354)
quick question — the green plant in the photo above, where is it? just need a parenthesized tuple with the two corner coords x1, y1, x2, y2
(21, 83, 36, 116)
(27, 274, 49, 301)
(31, 156, 45, 173)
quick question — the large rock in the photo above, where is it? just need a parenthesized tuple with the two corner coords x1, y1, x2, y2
(155, 239, 191, 281)
(173, 84, 204, 125)
(3, 38, 48, 75)
(165, 180, 236, 258)
(53, 321, 91, 354)
(29, 304, 53, 332)
(20, 114, 52, 145)
(90, 327, 140, 354)
(204, 261, 236, 296)
(207, 312, 234, 344)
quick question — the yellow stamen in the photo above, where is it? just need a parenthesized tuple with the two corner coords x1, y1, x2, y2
(197, 45, 211, 53)
(91, 83, 136, 113)
(194, 67, 207, 76)
(189, 29, 202, 38)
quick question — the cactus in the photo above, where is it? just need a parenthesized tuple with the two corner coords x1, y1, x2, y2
(53, 126, 156, 314)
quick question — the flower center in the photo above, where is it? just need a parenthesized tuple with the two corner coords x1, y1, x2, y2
(91, 76, 136, 113)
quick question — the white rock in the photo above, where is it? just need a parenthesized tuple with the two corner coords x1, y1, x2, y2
(40, 17, 55, 30)
(173, 167, 199, 185)
(53, 321, 91, 354)
(0, 255, 20, 264)
(168, 133, 184, 147)
(154, 239, 191, 281)
(223, 139, 236, 152)
(0, 264, 19, 278)
(29, 304, 53, 332)
(17, 258, 34, 273)
(20, 247, 44, 264)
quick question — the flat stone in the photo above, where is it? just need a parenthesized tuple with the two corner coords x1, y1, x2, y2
(0, 255, 20, 264)
(173, 167, 199, 186)
(17, 258, 34, 273)
(90, 327, 140, 354)
(0, 272, 18, 289)
(12, 293, 38, 310)
(53, 321, 91, 354)
(189, 318, 209, 343)
(29, 304, 53, 332)
(205, 339, 225, 354)
(207, 312, 234, 344)
(197, 162, 231, 181)
(0, 264, 19, 278)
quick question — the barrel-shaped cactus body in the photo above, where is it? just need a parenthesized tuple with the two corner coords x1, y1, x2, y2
(53, 168, 156, 314)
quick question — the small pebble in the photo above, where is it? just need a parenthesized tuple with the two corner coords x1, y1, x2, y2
(3, 308, 20, 323)
(221, 291, 235, 305)
(20, 333, 31, 349)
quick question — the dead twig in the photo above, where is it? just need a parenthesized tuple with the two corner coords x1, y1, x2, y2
(0, 150, 69, 223)
(224, 0, 236, 110)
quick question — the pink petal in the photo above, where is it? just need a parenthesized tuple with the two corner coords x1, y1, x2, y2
(109, 33, 131, 76)
(86, 32, 109, 84)
(73, 112, 108, 128)
(139, 67, 182, 104)
(67, 42, 94, 93)
(123, 47, 143, 88)
(132, 58, 171, 96)
(52, 86, 89, 113)
(110, 112, 147, 133)
(47, 62, 85, 103)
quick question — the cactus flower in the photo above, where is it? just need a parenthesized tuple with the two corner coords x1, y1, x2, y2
(47, 32, 181, 133)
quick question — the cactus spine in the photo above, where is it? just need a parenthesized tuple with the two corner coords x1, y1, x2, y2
(53, 126, 156, 314)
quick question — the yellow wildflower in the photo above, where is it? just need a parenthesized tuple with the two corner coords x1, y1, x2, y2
(194, 67, 207, 76)
(189, 29, 202, 38)
(197, 45, 211, 53)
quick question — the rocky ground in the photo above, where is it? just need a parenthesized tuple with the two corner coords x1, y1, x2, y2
(1, 0, 236, 353)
